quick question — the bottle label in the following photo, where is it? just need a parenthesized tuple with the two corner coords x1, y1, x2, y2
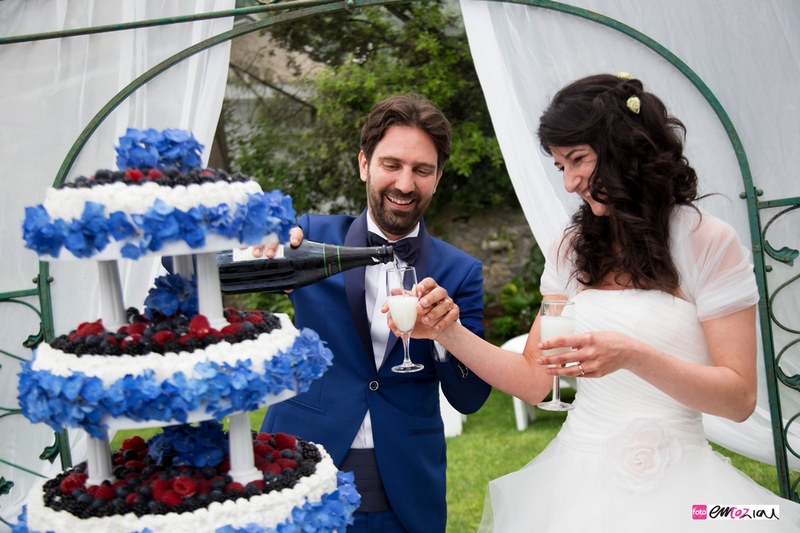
(231, 245, 285, 262)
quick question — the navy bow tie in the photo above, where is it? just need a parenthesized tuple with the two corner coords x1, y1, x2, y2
(366, 232, 420, 264)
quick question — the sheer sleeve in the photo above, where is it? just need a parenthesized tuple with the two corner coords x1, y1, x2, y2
(671, 206, 759, 321)
(540, 233, 582, 298)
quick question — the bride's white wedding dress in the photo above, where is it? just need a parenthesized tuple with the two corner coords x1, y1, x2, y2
(478, 289, 800, 532)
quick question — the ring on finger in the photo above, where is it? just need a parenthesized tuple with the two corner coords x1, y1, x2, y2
(578, 364, 586, 376)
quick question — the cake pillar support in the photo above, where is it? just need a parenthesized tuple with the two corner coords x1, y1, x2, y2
(227, 412, 260, 484)
(173, 255, 195, 278)
(98, 260, 127, 331)
(195, 252, 227, 329)
(86, 432, 114, 486)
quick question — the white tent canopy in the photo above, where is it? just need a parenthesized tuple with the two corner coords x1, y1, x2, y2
(461, 0, 800, 469)
(0, 1, 234, 528)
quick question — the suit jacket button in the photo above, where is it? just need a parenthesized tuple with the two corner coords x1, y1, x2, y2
(369, 380, 379, 391)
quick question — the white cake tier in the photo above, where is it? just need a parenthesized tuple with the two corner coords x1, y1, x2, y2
(19, 315, 334, 437)
(42, 181, 263, 221)
(31, 315, 298, 386)
(22, 180, 295, 261)
(25, 445, 340, 533)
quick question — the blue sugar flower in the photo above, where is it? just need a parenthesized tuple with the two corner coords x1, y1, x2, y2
(176, 207, 207, 248)
(80, 376, 105, 403)
(162, 129, 203, 171)
(21, 205, 64, 257)
(115, 128, 160, 170)
(61, 374, 85, 401)
(120, 242, 141, 260)
(206, 204, 236, 237)
(108, 211, 136, 240)
(144, 273, 198, 319)
(194, 360, 219, 380)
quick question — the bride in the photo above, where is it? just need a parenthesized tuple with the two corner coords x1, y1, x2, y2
(399, 74, 800, 531)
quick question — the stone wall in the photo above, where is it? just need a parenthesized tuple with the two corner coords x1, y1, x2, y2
(426, 205, 536, 301)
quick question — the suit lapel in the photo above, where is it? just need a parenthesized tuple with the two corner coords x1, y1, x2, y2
(344, 210, 376, 368)
(382, 218, 432, 365)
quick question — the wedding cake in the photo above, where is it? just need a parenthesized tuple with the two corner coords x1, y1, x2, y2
(14, 129, 359, 533)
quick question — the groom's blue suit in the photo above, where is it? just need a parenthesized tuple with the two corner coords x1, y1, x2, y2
(261, 210, 491, 533)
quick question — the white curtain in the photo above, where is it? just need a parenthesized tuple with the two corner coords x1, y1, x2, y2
(0, 0, 234, 528)
(461, 0, 800, 469)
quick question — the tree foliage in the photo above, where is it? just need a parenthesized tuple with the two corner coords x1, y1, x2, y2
(229, 1, 515, 216)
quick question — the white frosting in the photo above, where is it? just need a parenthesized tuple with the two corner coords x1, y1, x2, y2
(26, 444, 339, 533)
(42, 180, 263, 221)
(31, 315, 298, 386)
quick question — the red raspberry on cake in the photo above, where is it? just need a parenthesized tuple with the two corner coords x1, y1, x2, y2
(262, 463, 282, 475)
(124, 460, 146, 471)
(221, 323, 244, 335)
(121, 435, 147, 451)
(58, 473, 86, 495)
(226, 482, 245, 494)
(252, 442, 271, 457)
(248, 480, 265, 491)
(173, 477, 198, 497)
(95, 483, 116, 502)
(255, 432, 273, 443)
(189, 315, 212, 336)
(275, 458, 297, 471)
(158, 489, 183, 507)
(151, 330, 175, 345)
(69, 319, 105, 341)
(274, 432, 296, 450)
(151, 479, 170, 500)
(124, 169, 146, 182)
(127, 322, 148, 336)
(244, 313, 263, 324)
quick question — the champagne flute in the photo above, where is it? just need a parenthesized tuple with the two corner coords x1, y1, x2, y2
(386, 265, 424, 373)
(537, 300, 576, 411)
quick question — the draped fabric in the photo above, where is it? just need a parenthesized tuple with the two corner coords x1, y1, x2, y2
(461, 0, 800, 468)
(0, 1, 234, 528)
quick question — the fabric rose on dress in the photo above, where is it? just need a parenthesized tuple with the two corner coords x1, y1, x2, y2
(603, 418, 682, 492)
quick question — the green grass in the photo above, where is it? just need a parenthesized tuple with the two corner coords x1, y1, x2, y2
(110, 390, 785, 533)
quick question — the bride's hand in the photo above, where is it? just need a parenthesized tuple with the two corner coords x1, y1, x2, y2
(537, 331, 642, 378)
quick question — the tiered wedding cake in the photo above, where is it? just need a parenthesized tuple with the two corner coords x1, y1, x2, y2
(15, 129, 359, 533)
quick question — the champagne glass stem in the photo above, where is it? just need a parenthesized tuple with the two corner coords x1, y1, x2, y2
(402, 333, 412, 366)
(551, 375, 561, 403)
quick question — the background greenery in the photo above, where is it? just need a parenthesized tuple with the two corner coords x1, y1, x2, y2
(229, 0, 515, 217)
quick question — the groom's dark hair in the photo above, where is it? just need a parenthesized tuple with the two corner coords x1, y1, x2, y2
(360, 94, 452, 173)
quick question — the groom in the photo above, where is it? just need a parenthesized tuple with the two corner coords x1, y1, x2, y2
(259, 94, 491, 532)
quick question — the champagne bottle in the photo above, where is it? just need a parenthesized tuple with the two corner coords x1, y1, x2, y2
(217, 240, 394, 294)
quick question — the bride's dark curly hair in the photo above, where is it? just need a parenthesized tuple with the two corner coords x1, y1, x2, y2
(537, 74, 700, 291)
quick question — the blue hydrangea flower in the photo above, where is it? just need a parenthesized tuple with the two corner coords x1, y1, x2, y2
(108, 211, 137, 240)
(144, 273, 198, 319)
(115, 128, 204, 173)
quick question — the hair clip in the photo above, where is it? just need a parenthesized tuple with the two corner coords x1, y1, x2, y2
(616, 72, 635, 80)
(626, 96, 641, 114)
